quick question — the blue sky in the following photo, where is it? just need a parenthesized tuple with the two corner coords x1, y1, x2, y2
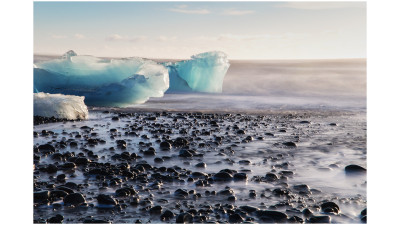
(34, 2, 366, 59)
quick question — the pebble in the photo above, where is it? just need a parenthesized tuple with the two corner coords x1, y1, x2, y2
(63, 193, 86, 205)
(97, 194, 117, 205)
(308, 215, 331, 223)
(345, 164, 366, 174)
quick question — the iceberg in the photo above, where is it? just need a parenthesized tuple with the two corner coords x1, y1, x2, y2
(34, 92, 89, 120)
(34, 50, 229, 107)
(34, 50, 169, 107)
(165, 51, 230, 93)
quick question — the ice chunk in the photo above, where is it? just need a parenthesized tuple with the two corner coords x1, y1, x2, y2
(34, 92, 89, 120)
(166, 51, 230, 93)
(34, 51, 169, 107)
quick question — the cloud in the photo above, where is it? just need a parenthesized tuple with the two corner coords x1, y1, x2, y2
(169, 5, 210, 14)
(106, 34, 147, 42)
(106, 34, 124, 41)
(222, 9, 255, 16)
(74, 34, 85, 39)
(277, 2, 365, 10)
(129, 36, 147, 42)
(51, 34, 67, 39)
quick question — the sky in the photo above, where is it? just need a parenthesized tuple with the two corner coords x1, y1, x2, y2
(34, 1, 366, 60)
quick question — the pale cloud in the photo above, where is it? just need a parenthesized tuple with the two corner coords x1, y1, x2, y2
(169, 5, 210, 14)
(106, 34, 125, 41)
(222, 9, 255, 16)
(106, 34, 147, 42)
(277, 2, 365, 10)
(74, 33, 85, 39)
(51, 34, 67, 39)
(129, 36, 147, 42)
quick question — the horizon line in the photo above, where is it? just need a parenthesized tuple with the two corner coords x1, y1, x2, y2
(33, 53, 366, 61)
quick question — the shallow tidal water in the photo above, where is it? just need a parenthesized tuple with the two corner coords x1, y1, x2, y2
(33, 109, 366, 223)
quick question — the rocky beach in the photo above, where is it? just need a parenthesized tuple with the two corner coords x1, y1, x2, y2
(33, 109, 366, 223)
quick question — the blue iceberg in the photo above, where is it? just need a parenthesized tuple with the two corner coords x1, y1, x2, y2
(34, 51, 169, 107)
(34, 50, 230, 107)
(165, 51, 230, 93)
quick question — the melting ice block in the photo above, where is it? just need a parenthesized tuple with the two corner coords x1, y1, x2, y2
(34, 51, 169, 107)
(166, 51, 230, 93)
(34, 92, 89, 120)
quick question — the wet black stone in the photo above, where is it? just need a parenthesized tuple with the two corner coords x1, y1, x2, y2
(154, 157, 164, 163)
(361, 215, 367, 223)
(288, 216, 303, 223)
(179, 149, 195, 157)
(195, 162, 206, 168)
(293, 184, 310, 192)
(227, 195, 237, 202)
(239, 205, 259, 213)
(63, 182, 77, 190)
(56, 174, 66, 182)
(361, 208, 367, 216)
(83, 219, 110, 224)
(112, 116, 119, 121)
(229, 213, 244, 223)
(213, 172, 233, 181)
(173, 137, 189, 148)
(282, 142, 297, 147)
(302, 208, 313, 217)
(50, 190, 68, 198)
(233, 173, 248, 180)
(38, 144, 56, 154)
(265, 173, 278, 182)
(218, 188, 234, 196)
(238, 160, 251, 165)
(161, 210, 175, 221)
(255, 210, 288, 223)
(75, 157, 90, 165)
(46, 164, 58, 173)
(149, 205, 163, 214)
(62, 162, 76, 169)
(97, 194, 117, 205)
(116, 187, 136, 197)
(34, 191, 50, 203)
(309, 215, 331, 223)
(174, 189, 189, 198)
(329, 123, 337, 126)
(143, 148, 156, 156)
(63, 193, 85, 205)
(47, 214, 64, 223)
(56, 186, 74, 194)
(320, 202, 340, 214)
(176, 213, 193, 223)
(160, 141, 172, 150)
(345, 165, 366, 174)
(237, 130, 246, 134)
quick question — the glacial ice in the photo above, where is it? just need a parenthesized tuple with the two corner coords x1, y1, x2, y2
(34, 92, 89, 120)
(34, 50, 169, 107)
(34, 50, 229, 107)
(166, 51, 230, 93)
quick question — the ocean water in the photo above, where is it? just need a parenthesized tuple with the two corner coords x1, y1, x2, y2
(125, 58, 366, 113)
